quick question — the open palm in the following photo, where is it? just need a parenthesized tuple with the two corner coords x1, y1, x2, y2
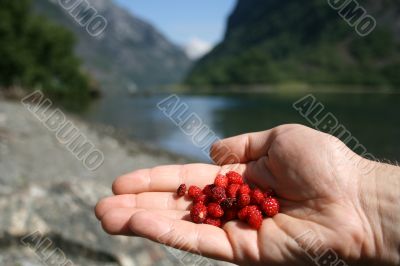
(95, 124, 375, 266)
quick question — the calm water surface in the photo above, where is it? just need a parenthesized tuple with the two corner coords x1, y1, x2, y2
(84, 92, 400, 163)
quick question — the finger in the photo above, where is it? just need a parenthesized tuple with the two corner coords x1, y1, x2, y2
(112, 164, 221, 195)
(129, 211, 234, 261)
(211, 126, 293, 164)
(101, 208, 189, 235)
(95, 193, 192, 220)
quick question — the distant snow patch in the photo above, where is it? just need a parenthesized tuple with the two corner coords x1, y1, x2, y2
(184, 37, 213, 60)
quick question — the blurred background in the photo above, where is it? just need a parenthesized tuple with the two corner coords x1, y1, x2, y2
(0, 0, 399, 265)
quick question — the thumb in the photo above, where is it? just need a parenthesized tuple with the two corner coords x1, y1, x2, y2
(210, 128, 278, 165)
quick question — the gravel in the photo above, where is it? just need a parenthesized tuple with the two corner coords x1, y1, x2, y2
(0, 99, 232, 266)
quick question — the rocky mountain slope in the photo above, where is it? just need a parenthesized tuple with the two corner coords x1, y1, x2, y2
(34, 0, 191, 92)
(187, 0, 400, 89)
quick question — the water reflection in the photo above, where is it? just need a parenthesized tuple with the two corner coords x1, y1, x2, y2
(84, 92, 400, 163)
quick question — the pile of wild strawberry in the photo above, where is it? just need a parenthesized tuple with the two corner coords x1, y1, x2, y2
(176, 171, 280, 230)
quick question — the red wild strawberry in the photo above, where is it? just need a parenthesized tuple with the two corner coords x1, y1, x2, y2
(190, 203, 207, 223)
(247, 205, 260, 214)
(203, 184, 215, 197)
(176, 184, 186, 197)
(193, 194, 208, 204)
(261, 197, 280, 217)
(226, 171, 244, 185)
(210, 186, 226, 203)
(237, 194, 251, 208)
(214, 174, 229, 188)
(207, 203, 224, 218)
(247, 209, 263, 229)
(226, 184, 240, 198)
(188, 186, 202, 199)
(220, 198, 236, 210)
(238, 206, 251, 221)
(204, 217, 221, 227)
(251, 188, 265, 205)
(239, 184, 251, 195)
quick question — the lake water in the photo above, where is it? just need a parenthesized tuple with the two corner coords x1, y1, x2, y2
(83, 92, 400, 163)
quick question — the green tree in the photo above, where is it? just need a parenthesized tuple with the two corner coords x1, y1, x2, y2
(0, 0, 91, 109)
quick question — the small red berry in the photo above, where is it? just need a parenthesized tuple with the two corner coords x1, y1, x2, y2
(247, 205, 260, 213)
(193, 194, 208, 204)
(188, 186, 202, 199)
(204, 217, 221, 227)
(251, 188, 265, 205)
(220, 198, 236, 209)
(227, 184, 240, 198)
(261, 197, 280, 217)
(239, 184, 251, 195)
(214, 174, 229, 188)
(238, 194, 251, 208)
(203, 184, 215, 197)
(226, 171, 244, 185)
(247, 209, 263, 229)
(207, 203, 224, 218)
(176, 184, 186, 197)
(210, 186, 226, 202)
(190, 203, 207, 223)
(238, 206, 251, 221)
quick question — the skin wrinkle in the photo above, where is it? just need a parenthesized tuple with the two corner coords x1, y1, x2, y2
(350, 166, 376, 260)
(280, 199, 327, 221)
(348, 198, 369, 259)
(243, 158, 273, 189)
(192, 226, 203, 257)
(224, 223, 256, 263)
(241, 133, 250, 163)
(285, 200, 355, 259)
(259, 158, 280, 194)
(258, 156, 274, 184)
(223, 224, 240, 262)
(129, 194, 137, 209)
(146, 168, 153, 192)
(213, 144, 226, 165)
(361, 163, 385, 261)
(332, 201, 365, 260)
(263, 219, 308, 265)
(272, 219, 303, 265)
(165, 191, 172, 209)
(326, 139, 344, 199)
(220, 228, 236, 263)
(378, 166, 399, 264)
(373, 179, 385, 262)
(254, 224, 262, 263)
(274, 215, 316, 265)
(163, 221, 177, 247)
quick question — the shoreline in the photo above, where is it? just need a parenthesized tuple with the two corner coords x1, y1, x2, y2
(83, 120, 199, 164)
(1, 95, 196, 164)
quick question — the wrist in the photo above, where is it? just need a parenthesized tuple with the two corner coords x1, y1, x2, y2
(359, 160, 400, 265)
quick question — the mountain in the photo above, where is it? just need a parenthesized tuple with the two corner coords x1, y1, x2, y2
(34, 0, 191, 93)
(186, 0, 400, 89)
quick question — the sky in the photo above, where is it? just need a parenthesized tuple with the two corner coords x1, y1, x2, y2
(114, 0, 237, 59)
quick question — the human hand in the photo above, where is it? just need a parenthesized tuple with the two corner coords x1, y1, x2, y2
(95, 124, 400, 266)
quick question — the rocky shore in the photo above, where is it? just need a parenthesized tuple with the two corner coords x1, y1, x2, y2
(0, 98, 230, 266)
